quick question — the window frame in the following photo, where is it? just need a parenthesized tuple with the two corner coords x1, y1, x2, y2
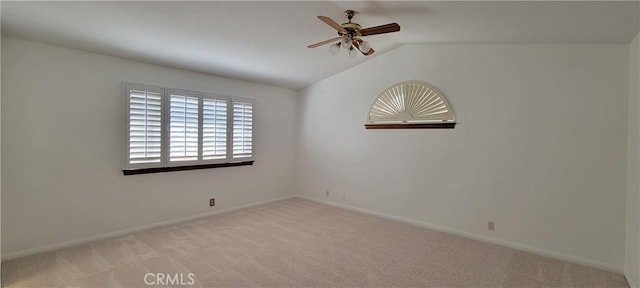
(166, 89, 201, 167)
(231, 97, 256, 162)
(124, 83, 167, 171)
(165, 89, 233, 167)
(124, 83, 254, 173)
(201, 93, 234, 164)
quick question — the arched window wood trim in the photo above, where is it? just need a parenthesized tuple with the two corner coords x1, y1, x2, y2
(365, 81, 456, 129)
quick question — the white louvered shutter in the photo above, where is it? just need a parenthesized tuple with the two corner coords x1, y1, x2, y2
(202, 98, 228, 160)
(233, 100, 254, 159)
(125, 83, 255, 172)
(169, 92, 199, 162)
(127, 85, 163, 168)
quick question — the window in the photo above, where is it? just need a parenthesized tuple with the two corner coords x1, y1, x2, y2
(202, 98, 228, 160)
(233, 100, 253, 159)
(365, 80, 456, 129)
(126, 84, 164, 168)
(168, 91, 200, 163)
(124, 83, 254, 173)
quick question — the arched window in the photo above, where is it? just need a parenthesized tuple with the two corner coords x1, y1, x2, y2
(365, 81, 456, 129)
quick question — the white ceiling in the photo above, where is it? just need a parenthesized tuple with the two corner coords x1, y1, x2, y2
(2, 1, 638, 90)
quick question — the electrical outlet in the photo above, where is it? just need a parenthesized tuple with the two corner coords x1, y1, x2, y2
(209, 198, 215, 207)
(488, 221, 495, 231)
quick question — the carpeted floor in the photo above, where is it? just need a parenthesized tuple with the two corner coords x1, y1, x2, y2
(2, 198, 629, 287)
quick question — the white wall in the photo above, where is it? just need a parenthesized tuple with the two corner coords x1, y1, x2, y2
(1, 35, 633, 276)
(1, 37, 297, 257)
(627, 32, 640, 288)
(296, 44, 629, 270)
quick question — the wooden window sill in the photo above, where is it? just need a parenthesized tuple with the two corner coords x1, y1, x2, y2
(364, 123, 456, 129)
(123, 161, 254, 175)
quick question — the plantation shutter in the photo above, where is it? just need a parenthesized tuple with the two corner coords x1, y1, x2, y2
(169, 92, 199, 162)
(233, 99, 254, 159)
(124, 83, 255, 173)
(202, 98, 228, 160)
(126, 85, 163, 168)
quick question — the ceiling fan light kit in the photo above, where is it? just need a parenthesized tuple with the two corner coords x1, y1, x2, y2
(347, 46, 357, 59)
(308, 10, 400, 58)
(341, 35, 352, 49)
(358, 40, 371, 53)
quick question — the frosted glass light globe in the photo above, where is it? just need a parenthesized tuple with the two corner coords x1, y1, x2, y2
(359, 40, 371, 53)
(341, 36, 352, 49)
(347, 47, 357, 59)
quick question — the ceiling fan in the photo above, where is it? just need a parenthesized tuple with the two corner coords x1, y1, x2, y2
(308, 10, 400, 58)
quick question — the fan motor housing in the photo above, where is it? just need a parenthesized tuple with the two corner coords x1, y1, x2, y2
(339, 22, 362, 37)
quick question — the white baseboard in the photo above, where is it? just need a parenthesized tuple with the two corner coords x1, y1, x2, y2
(2, 195, 295, 261)
(295, 195, 624, 274)
(626, 269, 638, 288)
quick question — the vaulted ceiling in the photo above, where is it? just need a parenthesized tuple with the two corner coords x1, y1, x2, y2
(2, 1, 638, 89)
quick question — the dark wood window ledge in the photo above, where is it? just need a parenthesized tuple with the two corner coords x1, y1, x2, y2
(365, 123, 456, 129)
(123, 161, 254, 175)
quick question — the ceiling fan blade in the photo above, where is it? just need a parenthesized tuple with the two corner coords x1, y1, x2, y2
(360, 23, 400, 36)
(363, 47, 375, 56)
(307, 37, 342, 48)
(352, 40, 375, 56)
(317, 16, 346, 34)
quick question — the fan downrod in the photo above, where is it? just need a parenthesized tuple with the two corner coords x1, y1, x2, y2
(339, 10, 362, 37)
(344, 10, 355, 22)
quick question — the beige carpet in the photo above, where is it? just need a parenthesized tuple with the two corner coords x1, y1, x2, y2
(2, 198, 629, 288)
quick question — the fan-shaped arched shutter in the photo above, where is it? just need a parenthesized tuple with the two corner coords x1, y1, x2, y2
(365, 81, 456, 129)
